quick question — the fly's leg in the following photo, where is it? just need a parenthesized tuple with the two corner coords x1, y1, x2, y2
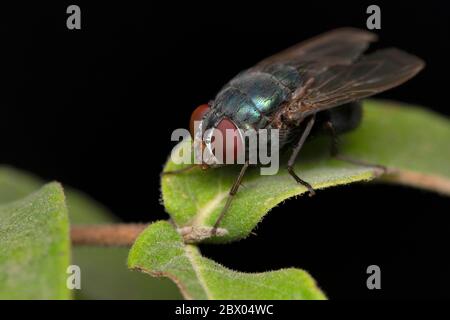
(324, 120, 387, 173)
(287, 115, 316, 197)
(212, 161, 249, 234)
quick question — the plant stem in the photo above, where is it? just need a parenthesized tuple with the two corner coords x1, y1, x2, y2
(71, 224, 147, 246)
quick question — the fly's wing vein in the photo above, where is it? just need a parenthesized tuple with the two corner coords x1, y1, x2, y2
(256, 28, 378, 68)
(251, 29, 423, 120)
(298, 48, 425, 115)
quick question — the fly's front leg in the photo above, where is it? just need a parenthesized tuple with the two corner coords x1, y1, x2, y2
(212, 161, 250, 234)
(287, 115, 316, 196)
(324, 120, 387, 173)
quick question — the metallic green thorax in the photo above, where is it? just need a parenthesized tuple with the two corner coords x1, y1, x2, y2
(206, 63, 303, 131)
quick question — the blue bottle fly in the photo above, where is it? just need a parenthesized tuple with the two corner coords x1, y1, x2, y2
(166, 28, 425, 234)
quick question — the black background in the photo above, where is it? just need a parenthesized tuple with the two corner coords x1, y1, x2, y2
(0, 1, 449, 299)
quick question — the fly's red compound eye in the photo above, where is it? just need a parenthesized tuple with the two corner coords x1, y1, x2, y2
(214, 117, 244, 163)
(189, 104, 210, 138)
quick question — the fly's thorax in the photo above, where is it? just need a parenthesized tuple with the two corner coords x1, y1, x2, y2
(211, 64, 303, 130)
(193, 63, 304, 166)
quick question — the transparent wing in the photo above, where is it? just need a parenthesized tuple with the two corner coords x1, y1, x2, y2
(298, 48, 425, 116)
(256, 28, 378, 67)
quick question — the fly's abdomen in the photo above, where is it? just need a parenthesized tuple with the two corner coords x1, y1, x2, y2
(213, 63, 302, 129)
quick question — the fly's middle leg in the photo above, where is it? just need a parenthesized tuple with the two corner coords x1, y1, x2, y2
(287, 115, 316, 196)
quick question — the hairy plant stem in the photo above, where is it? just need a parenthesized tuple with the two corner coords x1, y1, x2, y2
(71, 224, 148, 246)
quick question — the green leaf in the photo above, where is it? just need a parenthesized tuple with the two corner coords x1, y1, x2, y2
(0, 182, 70, 299)
(162, 100, 450, 243)
(128, 221, 326, 299)
(0, 166, 182, 300)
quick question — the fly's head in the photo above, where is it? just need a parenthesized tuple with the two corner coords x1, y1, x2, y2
(189, 103, 244, 168)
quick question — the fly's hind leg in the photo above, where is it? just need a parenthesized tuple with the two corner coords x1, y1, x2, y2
(287, 115, 316, 196)
(324, 119, 387, 174)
